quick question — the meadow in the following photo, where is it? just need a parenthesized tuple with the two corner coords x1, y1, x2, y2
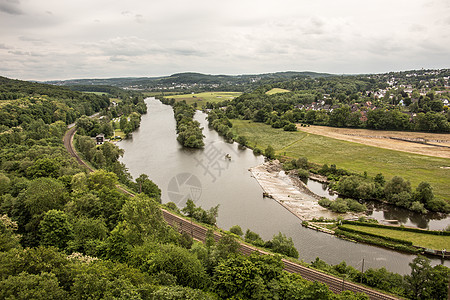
(231, 120, 450, 202)
(340, 224, 450, 250)
(163, 92, 242, 105)
(265, 88, 291, 95)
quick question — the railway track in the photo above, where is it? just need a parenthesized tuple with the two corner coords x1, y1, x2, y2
(161, 209, 398, 300)
(63, 127, 399, 300)
(63, 127, 94, 172)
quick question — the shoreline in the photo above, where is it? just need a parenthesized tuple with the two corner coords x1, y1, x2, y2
(249, 160, 362, 222)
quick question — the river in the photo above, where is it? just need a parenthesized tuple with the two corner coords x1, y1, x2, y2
(119, 98, 449, 275)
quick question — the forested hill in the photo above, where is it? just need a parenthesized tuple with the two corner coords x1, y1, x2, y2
(0, 76, 111, 127)
(0, 76, 88, 100)
(44, 71, 333, 92)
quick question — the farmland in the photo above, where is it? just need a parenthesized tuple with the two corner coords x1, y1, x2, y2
(265, 88, 291, 95)
(163, 92, 242, 105)
(231, 120, 450, 202)
(297, 125, 450, 159)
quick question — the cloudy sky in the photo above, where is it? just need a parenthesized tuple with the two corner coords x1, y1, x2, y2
(1, 0, 449, 80)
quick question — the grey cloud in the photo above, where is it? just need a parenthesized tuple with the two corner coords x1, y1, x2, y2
(110, 56, 128, 62)
(170, 45, 207, 57)
(0, 43, 10, 49)
(93, 36, 152, 57)
(19, 36, 48, 43)
(135, 14, 144, 23)
(87, 36, 207, 59)
(0, 0, 22, 15)
(8, 50, 45, 57)
(409, 24, 426, 33)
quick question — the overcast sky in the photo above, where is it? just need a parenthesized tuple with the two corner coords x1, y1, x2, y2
(1, 0, 449, 81)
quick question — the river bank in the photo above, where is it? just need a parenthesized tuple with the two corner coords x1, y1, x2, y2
(119, 98, 450, 274)
(249, 160, 450, 259)
(250, 160, 363, 221)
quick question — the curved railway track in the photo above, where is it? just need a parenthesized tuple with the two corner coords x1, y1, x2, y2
(63, 127, 94, 172)
(63, 127, 399, 300)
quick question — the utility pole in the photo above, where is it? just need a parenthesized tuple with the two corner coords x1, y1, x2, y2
(447, 273, 449, 300)
(360, 258, 365, 284)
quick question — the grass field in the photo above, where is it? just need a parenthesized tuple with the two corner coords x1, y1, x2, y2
(231, 120, 450, 202)
(82, 91, 110, 96)
(164, 92, 242, 105)
(113, 129, 125, 139)
(340, 224, 450, 250)
(265, 88, 291, 95)
(142, 92, 180, 97)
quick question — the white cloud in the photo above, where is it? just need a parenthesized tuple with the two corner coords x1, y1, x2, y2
(0, 0, 449, 80)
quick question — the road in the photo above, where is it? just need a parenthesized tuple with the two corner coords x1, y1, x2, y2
(63, 126, 399, 300)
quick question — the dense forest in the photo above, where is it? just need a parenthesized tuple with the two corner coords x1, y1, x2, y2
(0, 76, 449, 299)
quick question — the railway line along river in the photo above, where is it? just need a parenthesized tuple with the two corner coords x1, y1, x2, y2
(119, 98, 449, 275)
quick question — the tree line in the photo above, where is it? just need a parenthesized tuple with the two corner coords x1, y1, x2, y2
(1, 77, 448, 299)
(159, 97, 205, 148)
(199, 71, 450, 133)
(282, 157, 450, 214)
(0, 77, 368, 299)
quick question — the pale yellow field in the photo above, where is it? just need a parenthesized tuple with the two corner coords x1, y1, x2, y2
(297, 125, 450, 159)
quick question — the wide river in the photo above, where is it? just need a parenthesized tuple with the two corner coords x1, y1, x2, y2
(119, 98, 449, 275)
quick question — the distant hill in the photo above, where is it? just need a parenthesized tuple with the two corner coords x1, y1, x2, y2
(44, 71, 333, 92)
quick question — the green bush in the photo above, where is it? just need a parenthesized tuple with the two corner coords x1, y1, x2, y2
(330, 198, 349, 213)
(253, 147, 262, 155)
(297, 169, 309, 179)
(318, 198, 332, 208)
(283, 123, 297, 131)
(346, 199, 367, 213)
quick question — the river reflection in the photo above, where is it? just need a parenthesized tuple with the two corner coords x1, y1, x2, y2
(119, 98, 449, 275)
(303, 179, 450, 230)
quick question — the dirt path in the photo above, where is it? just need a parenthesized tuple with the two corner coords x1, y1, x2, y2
(297, 125, 450, 159)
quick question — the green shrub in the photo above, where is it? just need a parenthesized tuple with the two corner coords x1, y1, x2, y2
(297, 169, 309, 179)
(318, 198, 331, 208)
(346, 199, 367, 213)
(253, 147, 262, 155)
(330, 198, 349, 213)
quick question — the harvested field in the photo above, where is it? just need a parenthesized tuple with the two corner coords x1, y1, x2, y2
(297, 125, 450, 159)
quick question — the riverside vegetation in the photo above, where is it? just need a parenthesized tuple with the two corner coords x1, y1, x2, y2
(159, 97, 205, 148)
(0, 77, 374, 299)
(1, 76, 448, 299)
(203, 106, 450, 215)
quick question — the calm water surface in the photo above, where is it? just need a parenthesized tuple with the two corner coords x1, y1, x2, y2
(304, 179, 450, 230)
(119, 98, 449, 275)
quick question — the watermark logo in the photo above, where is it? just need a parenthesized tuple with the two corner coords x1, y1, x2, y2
(193, 144, 234, 182)
(167, 173, 202, 207)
